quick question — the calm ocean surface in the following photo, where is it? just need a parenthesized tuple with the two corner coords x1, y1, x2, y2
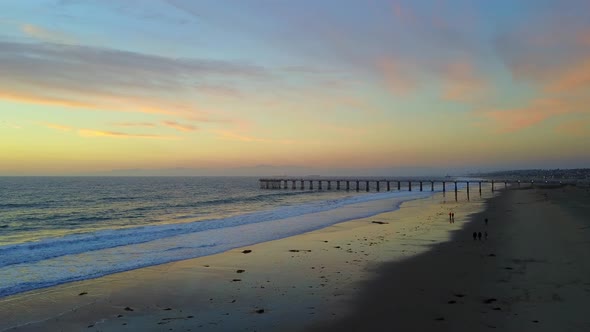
(0, 176, 437, 297)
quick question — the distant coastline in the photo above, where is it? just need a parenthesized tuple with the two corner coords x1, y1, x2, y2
(471, 168, 590, 186)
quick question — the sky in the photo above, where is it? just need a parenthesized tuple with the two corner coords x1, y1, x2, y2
(1, 0, 589, 175)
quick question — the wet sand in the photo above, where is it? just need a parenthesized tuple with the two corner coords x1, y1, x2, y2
(0, 189, 490, 332)
(310, 186, 590, 331)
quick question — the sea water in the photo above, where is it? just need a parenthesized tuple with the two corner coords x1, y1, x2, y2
(0, 176, 447, 297)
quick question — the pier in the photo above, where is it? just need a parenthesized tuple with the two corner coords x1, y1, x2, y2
(259, 178, 566, 193)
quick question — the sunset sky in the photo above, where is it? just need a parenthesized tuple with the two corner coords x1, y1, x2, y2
(1, 0, 589, 175)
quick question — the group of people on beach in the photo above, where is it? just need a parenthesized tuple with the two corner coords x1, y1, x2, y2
(473, 217, 488, 241)
(448, 212, 489, 240)
(472, 231, 487, 240)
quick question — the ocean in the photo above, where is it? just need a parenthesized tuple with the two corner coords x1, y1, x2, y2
(0, 176, 443, 298)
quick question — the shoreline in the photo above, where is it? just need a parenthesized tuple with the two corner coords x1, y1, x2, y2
(310, 185, 590, 331)
(0, 189, 434, 298)
(0, 189, 491, 331)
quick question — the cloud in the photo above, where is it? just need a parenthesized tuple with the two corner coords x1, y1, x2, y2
(495, 11, 590, 92)
(0, 121, 21, 129)
(78, 129, 177, 139)
(555, 119, 590, 137)
(0, 41, 267, 119)
(376, 57, 417, 95)
(441, 61, 488, 102)
(111, 122, 157, 128)
(0, 91, 94, 109)
(478, 98, 583, 133)
(43, 123, 73, 131)
(491, 11, 590, 133)
(544, 57, 590, 93)
(391, 0, 416, 24)
(161, 120, 197, 132)
(21, 24, 75, 44)
(578, 30, 590, 46)
(214, 130, 294, 144)
(38, 121, 178, 139)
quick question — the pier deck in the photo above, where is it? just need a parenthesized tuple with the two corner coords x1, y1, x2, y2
(259, 178, 566, 193)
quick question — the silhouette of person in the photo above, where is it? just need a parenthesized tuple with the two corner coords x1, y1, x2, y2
(473, 232, 477, 240)
(485, 218, 488, 226)
(478, 232, 482, 240)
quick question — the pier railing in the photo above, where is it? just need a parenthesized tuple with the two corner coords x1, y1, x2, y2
(258, 178, 567, 193)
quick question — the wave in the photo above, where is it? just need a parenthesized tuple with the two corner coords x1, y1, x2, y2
(0, 190, 427, 269)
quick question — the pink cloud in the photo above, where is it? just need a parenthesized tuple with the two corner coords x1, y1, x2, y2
(0, 41, 261, 122)
(441, 60, 488, 102)
(497, 20, 590, 93)
(376, 57, 417, 96)
(479, 98, 576, 133)
(391, 0, 415, 24)
(545, 56, 590, 93)
(161, 120, 197, 132)
(578, 30, 590, 46)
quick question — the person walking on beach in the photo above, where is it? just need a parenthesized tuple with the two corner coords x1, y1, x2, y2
(485, 218, 488, 226)
(473, 232, 477, 240)
(478, 232, 482, 240)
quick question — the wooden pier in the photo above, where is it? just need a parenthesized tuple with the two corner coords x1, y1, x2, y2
(259, 178, 564, 193)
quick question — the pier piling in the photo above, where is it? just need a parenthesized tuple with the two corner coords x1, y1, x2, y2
(258, 178, 557, 196)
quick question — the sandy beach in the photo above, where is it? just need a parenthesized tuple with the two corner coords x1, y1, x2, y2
(1, 186, 589, 331)
(311, 186, 590, 331)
